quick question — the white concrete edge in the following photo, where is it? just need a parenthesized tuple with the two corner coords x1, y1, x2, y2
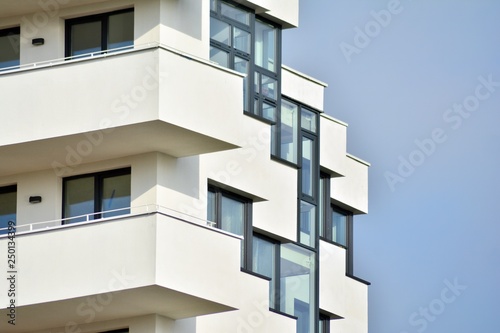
(346, 153, 371, 167)
(282, 64, 328, 87)
(320, 113, 348, 127)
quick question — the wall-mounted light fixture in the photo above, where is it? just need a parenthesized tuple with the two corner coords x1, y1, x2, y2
(29, 196, 42, 204)
(32, 38, 45, 46)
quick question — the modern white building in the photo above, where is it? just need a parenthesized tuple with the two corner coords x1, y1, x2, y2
(0, 1, 370, 333)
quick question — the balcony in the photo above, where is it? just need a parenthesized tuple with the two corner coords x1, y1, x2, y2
(0, 43, 247, 177)
(0, 206, 244, 332)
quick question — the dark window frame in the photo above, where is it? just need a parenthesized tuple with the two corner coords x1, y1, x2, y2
(319, 312, 331, 333)
(208, 185, 253, 269)
(210, 0, 282, 121)
(319, 173, 354, 275)
(62, 167, 131, 223)
(65, 8, 134, 58)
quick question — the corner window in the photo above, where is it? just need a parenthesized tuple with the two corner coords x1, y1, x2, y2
(0, 185, 16, 235)
(65, 9, 134, 58)
(207, 186, 252, 267)
(0, 27, 20, 70)
(63, 168, 131, 224)
(210, 0, 281, 119)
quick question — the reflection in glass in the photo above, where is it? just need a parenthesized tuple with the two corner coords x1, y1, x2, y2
(210, 46, 229, 67)
(262, 102, 276, 122)
(210, 17, 230, 45)
(280, 243, 316, 333)
(235, 57, 249, 111)
(234, 27, 250, 53)
(301, 108, 317, 133)
(71, 21, 102, 56)
(280, 100, 298, 163)
(221, 2, 250, 25)
(300, 201, 316, 247)
(255, 20, 276, 72)
(301, 137, 313, 197)
(332, 208, 347, 246)
(261, 75, 277, 100)
(108, 11, 134, 50)
(64, 177, 95, 223)
(253, 235, 276, 306)
(102, 174, 131, 218)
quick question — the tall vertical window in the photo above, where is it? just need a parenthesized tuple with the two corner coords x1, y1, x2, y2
(319, 313, 330, 333)
(0, 27, 20, 69)
(207, 186, 252, 267)
(319, 174, 354, 275)
(210, 0, 281, 119)
(65, 9, 134, 58)
(252, 234, 279, 307)
(63, 168, 131, 224)
(0, 185, 16, 235)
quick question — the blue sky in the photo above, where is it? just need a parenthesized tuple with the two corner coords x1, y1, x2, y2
(283, 1, 500, 332)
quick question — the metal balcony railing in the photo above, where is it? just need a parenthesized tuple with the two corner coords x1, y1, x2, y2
(0, 204, 232, 238)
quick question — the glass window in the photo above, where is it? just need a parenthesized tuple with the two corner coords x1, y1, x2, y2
(102, 173, 131, 218)
(252, 235, 277, 306)
(255, 20, 277, 72)
(262, 102, 276, 122)
(300, 201, 316, 247)
(234, 27, 250, 53)
(279, 100, 299, 163)
(331, 207, 347, 246)
(319, 313, 330, 333)
(210, 46, 229, 67)
(301, 136, 314, 197)
(210, 17, 231, 46)
(207, 186, 251, 267)
(66, 9, 134, 58)
(301, 108, 317, 133)
(63, 168, 131, 224)
(221, 1, 250, 25)
(70, 20, 102, 56)
(0, 185, 16, 235)
(261, 75, 277, 100)
(0, 27, 20, 69)
(63, 176, 95, 223)
(108, 10, 134, 50)
(280, 243, 316, 333)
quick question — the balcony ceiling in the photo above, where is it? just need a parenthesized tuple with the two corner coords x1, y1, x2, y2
(0, 285, 234, 332)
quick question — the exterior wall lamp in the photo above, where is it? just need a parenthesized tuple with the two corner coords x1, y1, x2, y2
(29, 196, 42, 204)
(32, 38, 44, 46)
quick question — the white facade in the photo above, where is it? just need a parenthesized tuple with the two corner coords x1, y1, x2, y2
(0, 1, 369, 333)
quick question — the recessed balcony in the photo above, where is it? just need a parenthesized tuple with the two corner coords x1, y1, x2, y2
(0, 44, 247, 177)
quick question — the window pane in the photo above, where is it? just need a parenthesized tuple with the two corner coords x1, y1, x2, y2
(220, 195, 244, 236)
(301, 109, 317, 133)
(301, 137, 314, 196)
(221, 2, 250, 25)
(280, 100, 299, 163)
(280, 244, 316, 333)
(210, 17, 230, 46)
(261, 75, 277, 100)
(64, 177, 95, 223)
(319, 176, 328, 238)
(262, 102, 276, 122)
(253, 236, 276, 307)
(210, 0, 217, 11)
(299, 201, 315, 247)
(210, 46, 229, 67)
(235, 57, 249, 111)
(0, 28, 20, 69)
(332, 208, 347, 246)
(108, 11, 134, 50)
(233, 27, 250, 53)
(255, 20, 277, 72)
(0, 187, 16, 234)
(102, 174, 131, 218)
(207, 189, 216, 225)
(71, 20, 102, 56)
